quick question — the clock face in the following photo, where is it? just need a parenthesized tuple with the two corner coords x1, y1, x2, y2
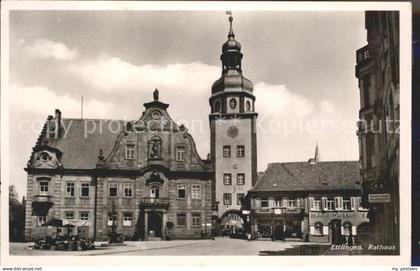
(229, 98, 237, 109)
(227, 126, 239, 138)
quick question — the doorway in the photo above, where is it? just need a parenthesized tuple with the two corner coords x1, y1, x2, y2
(330, 219, 342, 244)
(147, 211, 163, 238)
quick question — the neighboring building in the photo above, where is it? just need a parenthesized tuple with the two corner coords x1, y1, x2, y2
(249, 150, 369, 244)
(209, 15, 258, 229)
(355, 11, 399, 248)
(24, 90, 212, 241)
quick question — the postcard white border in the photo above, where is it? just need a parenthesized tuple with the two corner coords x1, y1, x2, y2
(1, 0, 412, 266)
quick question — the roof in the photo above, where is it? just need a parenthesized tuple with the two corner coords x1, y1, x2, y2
(251, 161, 361, 193)
(45, 118, 126, 169)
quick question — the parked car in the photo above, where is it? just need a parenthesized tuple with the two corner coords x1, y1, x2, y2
(33, 235, 95, 251)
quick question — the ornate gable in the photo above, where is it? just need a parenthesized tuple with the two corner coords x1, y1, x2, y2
(28, 145, 63, 169)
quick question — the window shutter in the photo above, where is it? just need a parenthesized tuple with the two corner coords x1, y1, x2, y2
(341, 226, 344, 235)
(309, 197, 314, 211)
(321, 197, 327, 211)
(310, 226, 315, 235)
(350, 197, 356, 211)
(323, 226, 329, 236)
(352, 226, 357, 236)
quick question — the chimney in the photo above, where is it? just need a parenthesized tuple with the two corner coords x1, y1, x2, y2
(54, 109, 61, 138)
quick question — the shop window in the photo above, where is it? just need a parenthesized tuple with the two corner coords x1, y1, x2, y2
(81, 183, 90, 197)
(177, 185, 186, 199)
(342, 222, 352, 236)
(177, 213, 186, 227)
(108, 183, 118, 197)
(313, 222, 323, 236)
(223, 146, 231, 157)
(191, 213, 201, 227)
(176, 146, 186, 162)
(191, 185, 201, 199)
(223, 173, 232, 185)
(66, 182, 75, 197)
(123, 213, 132, 227)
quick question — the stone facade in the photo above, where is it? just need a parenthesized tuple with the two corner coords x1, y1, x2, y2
(355, 11, 399, 249)
(25, 92, 212, 241)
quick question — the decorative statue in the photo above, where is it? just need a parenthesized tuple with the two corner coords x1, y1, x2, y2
(153, 88, 159, 101)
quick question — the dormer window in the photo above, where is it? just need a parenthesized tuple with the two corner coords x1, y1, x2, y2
(125, 145, 135, 160)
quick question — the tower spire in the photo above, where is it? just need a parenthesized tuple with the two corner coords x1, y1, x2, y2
(227, 12, 234, 38)
(314, 141, 320, 163)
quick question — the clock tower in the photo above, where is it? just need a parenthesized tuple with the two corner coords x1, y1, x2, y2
(209, 15, 257, 223)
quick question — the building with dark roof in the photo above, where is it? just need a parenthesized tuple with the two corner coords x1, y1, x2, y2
(248, 150, 369, 244)
(24, 90, 213, 241)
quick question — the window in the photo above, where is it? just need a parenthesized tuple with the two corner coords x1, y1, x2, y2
(325, 198, 335, 211)
(123, 213, 132, 227)
(237, 145, 245, 157)
(313, 198, 321, 211)
(39, 181, 49, 195)
(237, 193, 245, 205)
(107, 215, 116, 226)
(246, 100, 251, 111)
(343, 197, 351, 211)
(123, 183, 133, 198)
(223, 146, 231, 157)
(125, 144, 135, 160)
(191, 185, 201, 199)
(81, 183, 90, 197)
(177, 213, 186, 227)
(109, 183, 118, 197)
(66, 182, 75, 197)
(150, 185, 160, 198)
(223, 173, 232, 185)
(334, 197, 343, 210)
(342, 222, 352, 236)
(37, 216, 47, 226)
(237, 173, 245, 185)
(177, 185, 186, 199)
(366, 134, 376, 168)
(274, 199, 282, 208)
(223, 193, 232, 205)
(214, 101, 221, 112)
(261, 197, 269, 208)
(288, 199, 297, 208)
(80, 212, 89, 221)
(176, 146, 186, 162)
(65, 211, 74, 220)
(313, 222, 323, 236)
(191, 213, 201, 227)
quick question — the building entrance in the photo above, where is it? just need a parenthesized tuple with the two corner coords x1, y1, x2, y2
(331, 219, 342, 244)
(147, 211, 163, 238)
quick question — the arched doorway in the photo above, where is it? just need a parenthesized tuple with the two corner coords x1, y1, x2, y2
(219, 210, 247, 237)
(147, 211, 163, 238)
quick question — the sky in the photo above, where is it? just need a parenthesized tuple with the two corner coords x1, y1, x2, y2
(8, 10, 366, 197)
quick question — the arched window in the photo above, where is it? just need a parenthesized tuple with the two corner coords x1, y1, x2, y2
(342, 222, 352, 236)
(214, 101, 221, 112)
(246, 101, 251, 112)
(150, 185, 160, 199)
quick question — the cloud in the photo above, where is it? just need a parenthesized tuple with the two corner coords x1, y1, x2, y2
(24, 39, 78, 61)
(10, 84, 113, 119)
(69, 57, 220, 94)
(320, 99, 335, 114)
(254, 82, 314, 119)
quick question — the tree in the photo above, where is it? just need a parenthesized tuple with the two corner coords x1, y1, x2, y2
(9, 185, 25, 242)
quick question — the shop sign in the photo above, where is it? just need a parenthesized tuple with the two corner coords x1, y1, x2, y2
(368, 193, 391, 203)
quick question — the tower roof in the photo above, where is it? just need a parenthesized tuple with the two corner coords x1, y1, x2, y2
(222, 16, 242, 52)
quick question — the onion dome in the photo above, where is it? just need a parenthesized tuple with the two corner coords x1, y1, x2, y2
(222, 16, 242, 52)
